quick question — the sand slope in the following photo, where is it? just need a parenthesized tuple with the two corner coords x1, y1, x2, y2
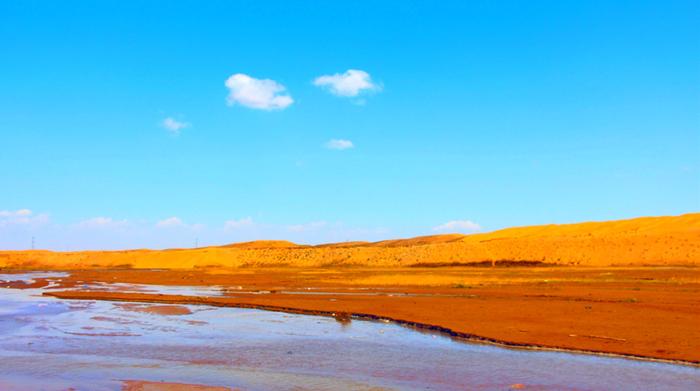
(1, 213, 698, 269)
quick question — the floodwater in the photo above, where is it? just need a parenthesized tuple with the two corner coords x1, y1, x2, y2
(54, 280, 227, 297)
(0, 273, 699, 390)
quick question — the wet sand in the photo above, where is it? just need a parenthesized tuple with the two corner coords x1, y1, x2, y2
(115, 303, 193, 316)
(122, 380, 234, 391)
(27, 266, 700, 363)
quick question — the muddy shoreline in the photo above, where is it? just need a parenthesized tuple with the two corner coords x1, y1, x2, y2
(43, 289, 700, 367)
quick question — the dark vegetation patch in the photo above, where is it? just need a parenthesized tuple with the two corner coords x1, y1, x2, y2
(332, 311, 352, 325)
(111, 263, 134, 269)
(239, 262, 292, 268)
(410, 260, 558, 268)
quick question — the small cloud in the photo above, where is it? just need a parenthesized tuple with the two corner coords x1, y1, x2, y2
(313, 69, 380, 97)
(287, 221, 327, 233)
(224, 73, 293, 110)
(16, 209, 32, 216)
(156, 217, 185, 228)
(224, 217, 254, 231)
(0, 209, 32, 217)
(0, 209, 49, 227)
(76, 217, 128, 229)
(433, 220, 481, 233)
(325, 139, 354, 150)
(155, 217, 204, 231)
(161, 117, 190, 135)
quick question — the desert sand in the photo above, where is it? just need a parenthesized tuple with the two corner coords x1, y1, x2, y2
(1, 213, 698, 269)
(122, 380, 234, 391)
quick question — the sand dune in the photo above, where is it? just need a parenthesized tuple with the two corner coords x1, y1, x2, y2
(1, 213, 698, 269)
(217, 240, 301, 249)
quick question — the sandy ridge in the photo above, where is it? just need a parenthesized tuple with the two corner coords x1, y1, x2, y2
(2, 213, 698, 269)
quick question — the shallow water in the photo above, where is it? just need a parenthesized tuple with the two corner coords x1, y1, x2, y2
(0, 272, 698, 390)
(55, 280, 226, 297)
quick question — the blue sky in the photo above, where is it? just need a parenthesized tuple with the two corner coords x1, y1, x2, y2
(1, 1, 698, 250)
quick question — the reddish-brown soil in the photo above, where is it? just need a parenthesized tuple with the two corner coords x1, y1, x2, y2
(0, 279, 51, 289)
(121, 380, 234, 391)
(115, 303, 192, 316)
(40, 267, 700, 364)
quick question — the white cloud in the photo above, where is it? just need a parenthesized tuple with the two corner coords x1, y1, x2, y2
(224, 217, 254, 230)
(0, 209, 49, 227)
(325, 139, 354, 150)
(162, 117, 190, 134)
(0, 209, 32, 217)
(224, 73, 293, 110)
(287, 221, 327, 233)
(433, 220, 481, 233)
(155, 217, 204, 231)
(0, 211, 396, 250)
(313, 69, 379, 97)
(75, 217, 128, 229)
(156, 217, 185, 228)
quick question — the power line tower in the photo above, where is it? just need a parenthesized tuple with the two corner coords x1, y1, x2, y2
(195, 237, 199, 248)
(31, 236, 35, 250)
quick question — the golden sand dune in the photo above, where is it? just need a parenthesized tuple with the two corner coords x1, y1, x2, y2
(217, 240, 301, 249)
(370, 233, 466, 247)
(314, 241, 370, 248)
(1, 213, 698, 270)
